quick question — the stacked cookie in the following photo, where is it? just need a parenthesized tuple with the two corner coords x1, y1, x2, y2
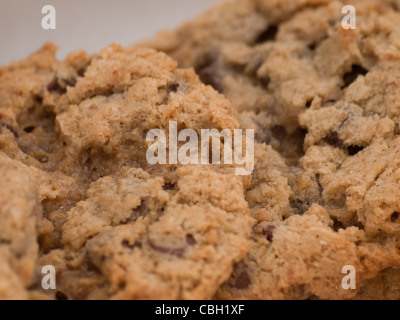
(1, 0, 400, 299)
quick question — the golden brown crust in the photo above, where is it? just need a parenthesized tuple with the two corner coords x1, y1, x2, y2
(0, 43, 252, 300)
(2, 0, 400, 300)
(146, 0, 400, 299)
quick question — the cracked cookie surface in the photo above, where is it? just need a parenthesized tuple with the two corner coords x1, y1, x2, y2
(0, 44, 252, 299)
(146, 0, 400, 299)
(0, 154, 41, 299)
(3, 0, 400, 300)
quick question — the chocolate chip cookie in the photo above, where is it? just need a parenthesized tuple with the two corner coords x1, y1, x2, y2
(3, 0, 400, 300)
(0, 154, 41, 299)
(0, 44, 252, 299)
(146, 0, 400, 299)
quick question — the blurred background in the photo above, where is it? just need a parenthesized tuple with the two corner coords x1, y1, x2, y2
(0, 0, 224, 65)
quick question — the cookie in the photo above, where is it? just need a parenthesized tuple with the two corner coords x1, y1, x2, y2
(353, 267, 400, 300)
(146, 0, 400, 299)
(217, 205, 363, 300)
(3, 0, 400, 300)
(0, 43, 253, 299)
(42, 166, 250, 299)
(0, 154, 41, 299)
(54, 44, 245, 182)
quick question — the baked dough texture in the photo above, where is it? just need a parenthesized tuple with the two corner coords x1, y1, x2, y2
(146, 0, 400, 299)
(0, 44, 252, 299)
(1, 0, 400, 300)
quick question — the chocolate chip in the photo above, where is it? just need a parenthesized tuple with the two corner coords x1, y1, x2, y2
(198, 65, 224, 93)
(391, 212, 399, 222)
(35, 95, 43, 104)
(77, 68, 86, 77)
(234, 272, 251, 289)
(259, 75, 271, 88)
(186, 234, 196, 246)
(163, 183, 175, 190)
(167, 83, 179, 94)
(46, 78, 61, 92)
(0, 122, 18, 137)
(255, 25, 278, 44)
(122, 240, 133, 248)
(23, 126, 35, 133)
(342, 65, 368, 88)
(262, 225, 276, 242)
(55, 291, 68, 300)
(148, 238, 186, 257)
(323, 131, 342, 148)
(347, 145, 364, 156)
(47, 77, 75, 93)
(308, 42, 317, 50)
(195, 49, 224, 93)
(118, 281, 127, 290)
(305, 100, 313, 108)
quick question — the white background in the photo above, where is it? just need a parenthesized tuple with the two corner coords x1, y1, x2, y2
(0, 0, 224, 65)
